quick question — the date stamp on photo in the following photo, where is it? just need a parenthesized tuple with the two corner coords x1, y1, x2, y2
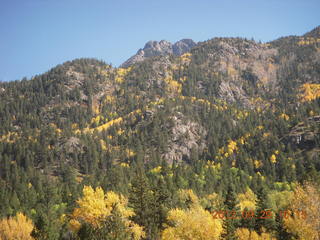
(211, 209, 307, 220)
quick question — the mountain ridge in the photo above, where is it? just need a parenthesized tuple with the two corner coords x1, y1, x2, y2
(120, 38, 197, 68)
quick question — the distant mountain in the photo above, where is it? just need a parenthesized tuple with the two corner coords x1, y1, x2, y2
(121, 39, 196, 67)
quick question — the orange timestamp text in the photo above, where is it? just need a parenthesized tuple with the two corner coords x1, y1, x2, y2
(211, 209, 307, 220)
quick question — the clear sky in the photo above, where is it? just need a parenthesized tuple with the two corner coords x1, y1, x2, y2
(0, 0, 319, 81)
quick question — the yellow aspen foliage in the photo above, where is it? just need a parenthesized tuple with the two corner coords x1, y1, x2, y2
(263, 132, 271, 138)
(270, 154, 277, 164)
(100, 139, 107, 151)
(104, 95, 115, 104)
(117, 129, 124, 135)
(227, 140, 238, 154)
(162, 205, 222, 240)
(298, 37, 320, 45)
(257, 125, 264, 130)
(115, 67, 132, 83)
(218, 147, 225, 155)
(284, 183, 320, 240)
(150, 166, 162, 174)
(177, 189, 199, 207)
(237, 188, 257, 211)
(236, 228, 276, 240)
(279, 113, 290, 121)
(299, 83, 320, 102)
(0, 212, 35, 240)
(84, 117, 123, 134)
(254, 160, 263, 169)
(180, 52, 192, 63)
(165, 76, 182, 94)
(70, 186, 145, 239)
(71, 186, 108, 228)
(90, 115, 102, 126)
(0, 131, 19, 143)
(125, 149, 136, 158)
(120, 162, 130, 168)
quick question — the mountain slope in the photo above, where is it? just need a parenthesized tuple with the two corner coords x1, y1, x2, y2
(1, 26, 320, 239)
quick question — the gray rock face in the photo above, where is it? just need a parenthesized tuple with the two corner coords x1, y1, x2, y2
(163, 112, 207, 164)
(121, 39, 196, 68)
(173, 39, 197, 56)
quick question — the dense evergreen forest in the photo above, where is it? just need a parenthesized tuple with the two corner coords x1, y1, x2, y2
(0, 26, 320, 239)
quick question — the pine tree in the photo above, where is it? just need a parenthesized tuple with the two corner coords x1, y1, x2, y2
(150, 178, 170, 239)
(129, 169, 153, 238)
(221, 184, 240, 240)
(255, 185, 276, 234)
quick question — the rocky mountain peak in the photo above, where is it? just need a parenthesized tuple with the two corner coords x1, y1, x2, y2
(173, 39, 197, 55)
(121, 39, 196, 68)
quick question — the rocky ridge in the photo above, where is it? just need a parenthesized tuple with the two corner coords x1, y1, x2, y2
(121, 39, 196, 67)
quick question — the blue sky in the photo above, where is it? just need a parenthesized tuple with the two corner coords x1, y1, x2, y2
(0, 0, 319, 81)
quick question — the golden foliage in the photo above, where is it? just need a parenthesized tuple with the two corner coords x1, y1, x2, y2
(0, 132, 19, 143)
(150, 166, 162, 174)
(120, 162, 130, 168)
(100, 139, 107, 151)
(284, 183, 320, 240)
(270, 154, 277, 164)
(162, 190, 222, 240)
(83, 117, 123, 134)
(299, 83, 320, 102)
(0, 212, 35, 240)
(177, 189, 199, 207)
(227, 140, 238, 154)
(115, 67, 132, 83)
(236, 228, 276, 240)
(125, 149, 136, 158)
(70, 186, 145, 239)
(104, 95, 115, 104)
(297, 37, 320, 46)
(238, 188, 257, 211)
(254, 160, 263, 169)
(279, 113, 290, 121)
(165, 76, 182, 94)
(179, 52, 192, 63)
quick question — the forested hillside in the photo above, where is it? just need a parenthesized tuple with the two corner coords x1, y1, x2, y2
(0, 26, 320, 240)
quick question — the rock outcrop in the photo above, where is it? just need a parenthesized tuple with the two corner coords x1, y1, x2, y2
(121, 39, 196, 67)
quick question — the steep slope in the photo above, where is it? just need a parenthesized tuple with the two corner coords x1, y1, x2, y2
(0, 26, 319, 181)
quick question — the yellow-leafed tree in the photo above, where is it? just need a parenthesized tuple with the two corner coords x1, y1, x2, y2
(237, 187, 257, 211)
(0, 212, 35, 240)
(70, 186, 145, 240)
(236, 228, 276, 240)
(161, 189, 222, 240)
(284, 182, 320, 240)
(299, 83, 320, 102)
